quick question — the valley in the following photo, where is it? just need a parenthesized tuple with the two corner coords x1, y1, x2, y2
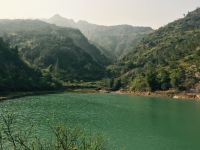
(0, 8, 200, 100)
(0, 2, 200, 150)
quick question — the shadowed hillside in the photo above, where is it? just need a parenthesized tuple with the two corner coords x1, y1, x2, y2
(0, 20, 110, 82)
(46, 15, 153, 59)
(0, 38, 59, 92)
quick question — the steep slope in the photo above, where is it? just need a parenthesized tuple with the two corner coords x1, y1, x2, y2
(0, 19, 109, 65)
(45, 14, 76, 28)
(0, 38, 58, 92)
(0, 20, 108, 81)
(46, 15, 153, 59)
(112, 8, 200, 91)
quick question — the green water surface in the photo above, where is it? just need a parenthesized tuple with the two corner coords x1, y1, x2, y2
(1, 93, 200, 150)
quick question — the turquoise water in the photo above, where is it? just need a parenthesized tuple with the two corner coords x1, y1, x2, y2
(1, 93, 200, 150)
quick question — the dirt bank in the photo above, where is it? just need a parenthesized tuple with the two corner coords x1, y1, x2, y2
(113, 89, 200, 101)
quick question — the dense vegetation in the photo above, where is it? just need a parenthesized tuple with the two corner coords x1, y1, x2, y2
(0, 20, 109, 82)
(46, 15, 153, 59)
(0, 38, 59, 92)
(1, 8, 200, 93)
(110, 8, 200, 92)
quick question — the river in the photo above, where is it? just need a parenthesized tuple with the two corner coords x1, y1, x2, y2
(1, 93, 200, 150)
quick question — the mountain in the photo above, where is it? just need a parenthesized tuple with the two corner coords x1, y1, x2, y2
(110, 8, 200, 92)
(0, 19, 109, 81)
(45, 14, 76, 28)
(46, 15, 153, 59)
(0, 38, 59, 92)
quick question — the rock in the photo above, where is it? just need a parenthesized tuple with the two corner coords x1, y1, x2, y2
(173, 95, 179, 99)
(196, 95, 200, 99)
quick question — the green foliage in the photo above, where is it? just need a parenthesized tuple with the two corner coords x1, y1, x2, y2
(104, 78, 122, 91)
(130, 67, 171, 91)
(170, 68, 186, 90)
(0, 38, 60, 92)
(104, 78, 114, 89)
(112, 8, 200, 92)
(130, 75, 150, 91)
(145, 70, 159, 91)
(0, 19, 109, 82)
(47, 15, 153, 59)
(112, 79, 122, 91)
(77, 25, 153, 58)
(156, 69, 171, 90)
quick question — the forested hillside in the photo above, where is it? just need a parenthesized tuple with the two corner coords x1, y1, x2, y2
(0, 20, 109, 82)
(46, 15, 153, 59)
(0, 38, 59, 92)
(110, 8, 200, 92)
(1, 8, 200, 93)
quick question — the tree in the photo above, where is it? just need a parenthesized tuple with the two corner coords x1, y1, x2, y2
(112, 79, 121, 90)
(130, 75, 150, 91)
(157, 68, 171, 90)
(170, 68, 185, 90)
(146, 71, 159, 91)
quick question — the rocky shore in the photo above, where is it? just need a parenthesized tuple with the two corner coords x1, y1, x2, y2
(1, 88, 200, 102)
(113, 89, 200, 101)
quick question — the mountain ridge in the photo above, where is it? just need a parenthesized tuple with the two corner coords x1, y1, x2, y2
(0, 19, 109, 81)
(45, 15, 153, 59)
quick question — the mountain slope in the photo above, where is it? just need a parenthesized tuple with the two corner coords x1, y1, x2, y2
(0, 38, 58, 92)
(0, 19, 109, 65)
(0, 20, 109, 81)
(46, 15, 153, 59)
(112, 8, 200, 91)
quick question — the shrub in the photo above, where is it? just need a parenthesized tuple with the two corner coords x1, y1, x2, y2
(0, 112, 106, 150)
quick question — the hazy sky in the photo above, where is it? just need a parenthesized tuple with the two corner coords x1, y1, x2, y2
(0, 0, 200, 28)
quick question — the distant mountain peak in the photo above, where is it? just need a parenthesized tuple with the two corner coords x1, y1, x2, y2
(50, 14, 74, 22)
(51, 14, 64, 19)
(45, 15, 153, 58)
(48, 14, 75, 27)
(77, 20, 89, 24)
(53, 14, 61, 17)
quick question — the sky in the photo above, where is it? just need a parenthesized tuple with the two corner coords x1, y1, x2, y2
(0, 0, 200, 29)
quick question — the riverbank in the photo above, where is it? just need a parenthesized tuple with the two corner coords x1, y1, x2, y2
(1, 88, 200, 102)
(64, 88, 200, 101)
(0, 82, 101, 101)
(113, 89, 200, 101)
(0, 90, 65, 101)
